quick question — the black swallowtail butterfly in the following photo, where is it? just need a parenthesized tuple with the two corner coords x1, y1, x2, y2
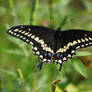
(7, 25, 92, 71)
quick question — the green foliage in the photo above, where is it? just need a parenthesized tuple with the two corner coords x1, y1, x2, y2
(71, 58, 88, 79)
(0, 0, 92, 92)
(76, 51, 92, 56)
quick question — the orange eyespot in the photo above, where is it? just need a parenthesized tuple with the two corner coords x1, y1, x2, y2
(51, 56, 55, 61)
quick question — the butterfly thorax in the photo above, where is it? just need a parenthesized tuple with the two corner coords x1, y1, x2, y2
(54, 28, 63, 53)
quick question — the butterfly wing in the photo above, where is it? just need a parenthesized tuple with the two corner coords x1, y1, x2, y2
(7, 26, 92, 71)
(7, 25, 56, 66)
(55, 29, 92, 66)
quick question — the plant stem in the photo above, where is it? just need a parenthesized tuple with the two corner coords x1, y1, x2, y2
(30, 0, 38, 25)
(33, 74, 36, 92)
(51, 80, 61, 92)
(8, 0, 18, 25)
(59, 16, 67, 28)
(48, 0, 54, 28)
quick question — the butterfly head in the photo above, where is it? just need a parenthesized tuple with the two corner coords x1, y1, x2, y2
(55, 27, 62, 37)
(57, 27, 62, 32)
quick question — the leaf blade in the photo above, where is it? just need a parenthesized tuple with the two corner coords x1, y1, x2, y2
(71, 58, 88, 79)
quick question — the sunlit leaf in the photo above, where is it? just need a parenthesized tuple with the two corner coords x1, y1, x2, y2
(0, 69, 17, 78)
(7, 37, 25, 48)
(5, 49, 24, 56)
(57, 66, 65, 79)
(65, 83, 78, 92)
(37, 88, 41, 92)
(55, 86, 63, 92)
(76, 51, 92, 56)
(71, 58, 88, 79)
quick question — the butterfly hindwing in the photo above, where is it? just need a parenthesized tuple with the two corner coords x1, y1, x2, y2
(7, 25, 55, 63)
(55, 29, 92, 63)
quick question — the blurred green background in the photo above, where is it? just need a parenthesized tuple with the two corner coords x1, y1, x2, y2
(0, 0, 92, 92)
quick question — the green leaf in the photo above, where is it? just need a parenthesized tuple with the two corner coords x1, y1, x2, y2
(37, 88, 41, 92)
(7, 37, 25, 48)
(71, 58, 88, 79)
(60, 16, 67, 27)
(0, 69, 17, 78)
(5, 49, 24, 56)
(81, 0, 91, 9)
(57, 66, 65, 78)
(76, 51, 92, 56)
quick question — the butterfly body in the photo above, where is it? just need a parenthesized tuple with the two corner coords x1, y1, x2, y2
(7, 25, 92, 71)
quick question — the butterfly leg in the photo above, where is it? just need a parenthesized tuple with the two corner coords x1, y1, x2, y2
(39, 62, 43, 70)
(59, 64, 62, 71)
(37, 62, 43, 70)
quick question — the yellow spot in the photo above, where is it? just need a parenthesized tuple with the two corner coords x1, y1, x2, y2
(21, 26, 23, 28)
(89, 42, 92, 45)
(14, 29, 18, 32)
(68, 54, 71, 58)
(28, 34, 32, 37)
(85, 44, 88, 46)
(63, 57, 67, 61)
(29, 41, 33, 45)
(56, 48, 63, 53)
(22, 31, 25, 34)
(81, 45, 84, 47)
(77, 40, 81, 43)
(31, 35, 35, 39)
(23, 37, 26, 39)
(81, 38, 85, 42)
(71, 50, 75, 53)
(8, 30, 11, 33)
(34, 37, 39, 41)
(20, 36, 23, 38)
(58, 60, 62, 63)
(11, 32, 13, 34)
(89, 37, 92, 40)
(25, 32, 29, 35)
(73, 40, 77, 45)
(85, 38, 89, 41)
(19, 30, 22, 32)
(36, 51, 39, 55)
(63, 49, 66, 52)
(14, 33, 16, 35)
(17, 34, 19, 37)
(34, 47, 37, 50)
(76, 46, 80, 49)
(69, 42, 73, 46)
(26, 39, 29, 42)
(29, 28, 31, 31)
(43, 58, 47, 62)
(39, 55, 43, 58)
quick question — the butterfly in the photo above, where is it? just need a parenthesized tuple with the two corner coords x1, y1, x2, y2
(7, 25, 92, 71)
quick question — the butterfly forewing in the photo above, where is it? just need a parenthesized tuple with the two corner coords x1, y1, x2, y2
(55, 29, 92, 63)
(7, 25, 55, 63)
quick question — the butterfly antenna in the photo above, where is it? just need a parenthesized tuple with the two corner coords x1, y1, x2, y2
(59, 64, 62, 71)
